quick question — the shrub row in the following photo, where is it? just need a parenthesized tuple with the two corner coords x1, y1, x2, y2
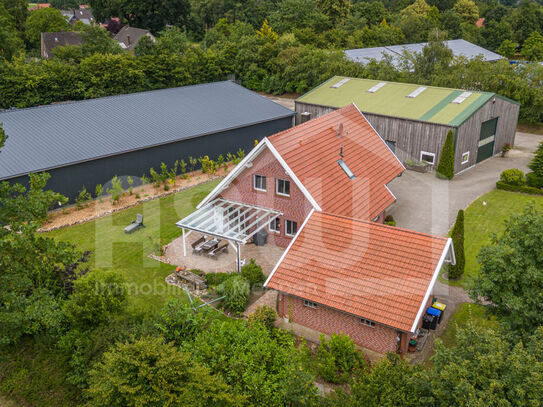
(496, 181, 543, 195)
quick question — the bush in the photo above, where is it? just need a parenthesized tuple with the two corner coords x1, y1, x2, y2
(526, 172, 543, 188)
(317, 333, 365, 384)
(241, 259, 265, 287)
(500, 168, 525, 186)
(436, 130, 455, 180)
(75, 186, 91, 208)
(205, 272, 234, 287)
(384, 214, 396, 226)
(247, 305, 277, 331)
(216, 275, 250, 315)
(496, 181, 543, 195)
(528, 141, 543, 177)
(448, 210, 465, 280)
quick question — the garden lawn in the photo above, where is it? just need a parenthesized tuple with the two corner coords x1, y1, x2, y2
(46, 179, 220, 314)
(438, 303, 498, 348)
(442, 190, 543, 288)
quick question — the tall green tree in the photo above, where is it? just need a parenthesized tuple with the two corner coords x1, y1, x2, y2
(453, 0, 479, 24)
(123, 0, 192, 33)
(448, 209, 465, 279)
(0, 4, 24, 60)
(3, 0, 28, 31)
(528, 140, 543, 176)
(436, 130, 455, 179)
(315, 0, 351, 26)
(25, 8, 71, 48)
(522, 31, 543, 61)
(497, 39, 517, 59)
(85, 336, 244, 406)
(471, 204, 543, 337)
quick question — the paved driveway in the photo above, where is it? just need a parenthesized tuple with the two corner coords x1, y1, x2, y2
(387, 132, 543, 236)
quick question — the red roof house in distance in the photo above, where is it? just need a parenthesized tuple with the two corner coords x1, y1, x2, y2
(176, 104, 455, 356)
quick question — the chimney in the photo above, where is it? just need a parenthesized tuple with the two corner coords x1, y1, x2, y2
(337, 122, 343, 138)
(300, 112, 311, 124)
(127, 34, 131, 45)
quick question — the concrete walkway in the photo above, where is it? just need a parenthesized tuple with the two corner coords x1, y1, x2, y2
(387, 132, 542, 333)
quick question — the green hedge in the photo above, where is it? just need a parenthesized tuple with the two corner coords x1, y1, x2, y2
(496, 181, 543, 195)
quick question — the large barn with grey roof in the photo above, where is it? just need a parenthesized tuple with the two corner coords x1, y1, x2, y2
(0, 81, 294, 201)
(296, 76, 519, 174)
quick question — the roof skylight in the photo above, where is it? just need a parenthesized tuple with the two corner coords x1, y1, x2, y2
(338, 159, 355, 179)
(406, 86, 427, 98)
(367, 82, 387, 93)
(331, 78, 350, 88)
(451, 91, 472, 104)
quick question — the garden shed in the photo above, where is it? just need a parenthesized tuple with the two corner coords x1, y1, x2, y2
(295, 76, 520, 174)
(0, 81, 294, 201)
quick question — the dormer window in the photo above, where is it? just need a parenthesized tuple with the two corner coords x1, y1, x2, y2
(276, 179, 290, 196)
(254, 174, 266, 191)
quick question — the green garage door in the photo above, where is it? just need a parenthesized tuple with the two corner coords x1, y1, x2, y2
(477, 118, 498, 163)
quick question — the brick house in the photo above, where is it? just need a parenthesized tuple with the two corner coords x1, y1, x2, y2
(177, 104, 455, 354)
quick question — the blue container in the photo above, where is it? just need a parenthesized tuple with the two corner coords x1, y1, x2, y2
(427, 307, 442, 323)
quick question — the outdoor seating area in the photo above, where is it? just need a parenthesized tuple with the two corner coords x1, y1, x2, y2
(191, 236, 229, 259)
(163, 234, 285, 275)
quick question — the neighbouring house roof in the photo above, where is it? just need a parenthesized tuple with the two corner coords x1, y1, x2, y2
(265, 211, 453, 332)
(41, 31, 83, 59)
(268, 104, 404, 220)
(297, 76, 513, 127)
(114, 26, 154, 50)
(345, 39, 504, 66)
(29, 3, 50, 10)
(61, 8, 95, 25)
(476, 18, 485, 28)
(199, 105, 404, 220)
(0, 81, 294, 180)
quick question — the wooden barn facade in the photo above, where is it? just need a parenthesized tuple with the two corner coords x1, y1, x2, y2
(295, 77, 520, 174)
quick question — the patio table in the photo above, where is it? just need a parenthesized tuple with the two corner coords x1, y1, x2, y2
(200, 238, 219, 252)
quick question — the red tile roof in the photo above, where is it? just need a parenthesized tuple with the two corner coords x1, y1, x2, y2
(266, 211, 450, 332)
(268, 104, 404, 220)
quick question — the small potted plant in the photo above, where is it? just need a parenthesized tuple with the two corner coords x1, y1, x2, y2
(501, 143, 512, 157)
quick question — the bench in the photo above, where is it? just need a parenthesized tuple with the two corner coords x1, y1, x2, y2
(124, 214, 144, 234)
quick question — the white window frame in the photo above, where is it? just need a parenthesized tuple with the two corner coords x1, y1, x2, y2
(285, 220, 297, 237)
(303, 300, 317, 309)
(360, 318, 376, 328)
(253, 174, 266, 192)
(269, 217, 280, 233)
(461, 151, 470, 164)
(420, 151, 436, 165)
(276, 178, 290, 197)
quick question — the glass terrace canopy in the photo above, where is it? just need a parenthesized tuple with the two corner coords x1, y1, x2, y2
(175, 198, 282, 244)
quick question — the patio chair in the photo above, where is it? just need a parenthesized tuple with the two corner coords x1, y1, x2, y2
(191, 237, 206, 254)
(124, 214, 144, 234)
(208, 243, 229, 260)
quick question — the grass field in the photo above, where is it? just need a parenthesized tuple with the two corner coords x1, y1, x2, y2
(442, 190, 543, 288)
(46, 179, 220, 313)
(438, 303, 498, 348)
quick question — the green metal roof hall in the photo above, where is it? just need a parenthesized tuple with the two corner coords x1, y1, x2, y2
(295, 76, 520, 174)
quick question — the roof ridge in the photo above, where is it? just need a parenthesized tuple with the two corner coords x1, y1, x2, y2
(318, 211, 448, 241)
(0, 81, 254, 114)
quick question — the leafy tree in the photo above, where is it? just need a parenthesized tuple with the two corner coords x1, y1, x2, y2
(3, 0, 28, 31)
(256, 18, 278, 42)
(351, 1, 389, 26)
(522, 31, 543, 61)
(50, 0, 81, 9)
(240, 258, 265, 286)
(186, 318, 318, 406)
(413, 29, 453, 78)
(510, 1, 543, 45)
(0, 4, 24, 61)
(497, 39, 517, 59)
(401, 0, 431, 18)
(122, 0, 192, 34)
(86, 336, 243, 406)
(62, 270, 127, 330)
(270, 0, 329, 33)
(134, 35, 156, 56)
(426, 324, 543, 405)
(247, 305, 276, 331)
(25, 8, 71, 48)
(528, 140, 543, 177)
(448, 210, 464, 279)
(317, 333, 365, 383)
(439, 10, 462, 39)
(436, 130, 455, 179)
(315, 0, 351, 26)
(88, 0, 124, 23)
(155, 26, 188, 54)
(481, 19, 514, 52)
(471, 204, 543, 337)
(453, 0, 479, 24)
(78, 24, 123, 56)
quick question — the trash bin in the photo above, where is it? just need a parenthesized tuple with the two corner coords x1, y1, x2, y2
(426, 307, 442, 324)
(422, 314, 437, 330)
(432, 301, 447, 322)
(253, 228, 268, 246)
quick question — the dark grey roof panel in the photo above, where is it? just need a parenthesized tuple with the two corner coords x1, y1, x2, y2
(0, 81, 294, 179)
